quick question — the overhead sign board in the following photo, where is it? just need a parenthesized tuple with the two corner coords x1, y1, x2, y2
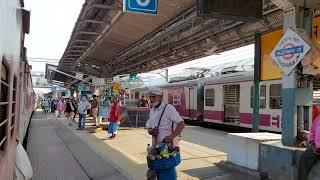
(197, 0, 262, 22)
(271, 28, 311, 75)
(75, 72, 83, 80)
(78, 84, 91, 91)
(92, 77, 106, 86)
(123, 0, 158, 15)
(106, 78, 113, 84)
(129, 73, 137, 80)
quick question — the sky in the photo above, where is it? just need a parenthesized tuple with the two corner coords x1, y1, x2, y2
(25, 0, 85, 73)
(24, 0, 254, 79)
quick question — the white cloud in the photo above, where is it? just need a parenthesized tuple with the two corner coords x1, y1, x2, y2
(24, 0, 84, 73)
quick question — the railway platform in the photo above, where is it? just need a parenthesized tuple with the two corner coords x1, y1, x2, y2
(26, 111, 127, 180)
(26, 111, 259, 180)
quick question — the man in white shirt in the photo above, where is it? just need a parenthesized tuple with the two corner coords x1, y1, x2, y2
(77, 96, 91, 130)
(146, 87, 185, 179)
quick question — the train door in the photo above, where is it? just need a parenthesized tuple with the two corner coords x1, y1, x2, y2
(197, 81, 204, 122)
(188, 87, 195, 118)
(134, 91, 140, 100)
(223, 84, 240, 124)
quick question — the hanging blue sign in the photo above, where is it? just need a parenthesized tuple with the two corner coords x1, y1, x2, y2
(129, 73, 137, 80)
(123, 0, 158, 15)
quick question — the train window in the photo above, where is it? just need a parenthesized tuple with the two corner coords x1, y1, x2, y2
(270, 84, 282, 109)
(11, 76, 17, 136)
(0, 62, 9, 151)
(205, 88, 215, 106)
(260, 85, 266, 108)
(250, 85, 266, 108)
(173, 95, 181, 105)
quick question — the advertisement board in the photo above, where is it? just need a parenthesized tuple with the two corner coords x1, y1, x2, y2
(260, 29, 283, 80)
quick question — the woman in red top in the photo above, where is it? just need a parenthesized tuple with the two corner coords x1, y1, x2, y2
(108, 97, 121, 139)
(313, 103, 320, 123)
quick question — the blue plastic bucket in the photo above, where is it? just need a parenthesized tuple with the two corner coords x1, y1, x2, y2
(147, 153, 181, 180)
(156, 166, 177, 180)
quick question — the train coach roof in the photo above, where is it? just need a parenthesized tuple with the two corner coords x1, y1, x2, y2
(204, 71, 253, 85)
(158, 78, 199, 88)
(129, 78, 199, 91)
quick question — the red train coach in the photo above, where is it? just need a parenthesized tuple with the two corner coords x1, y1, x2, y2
(0, 0, 33, 179)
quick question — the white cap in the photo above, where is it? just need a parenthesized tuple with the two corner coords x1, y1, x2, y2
(148, 87, 163, 96)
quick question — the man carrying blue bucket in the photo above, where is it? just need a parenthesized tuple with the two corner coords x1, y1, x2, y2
(146, 87, 185, 180)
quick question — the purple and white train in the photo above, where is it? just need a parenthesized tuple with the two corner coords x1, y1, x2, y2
(130, 71, 283, 132)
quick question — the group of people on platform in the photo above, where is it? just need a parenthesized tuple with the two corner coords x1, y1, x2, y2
(42, 95, 122, 140)
(41, 98, 78, 119)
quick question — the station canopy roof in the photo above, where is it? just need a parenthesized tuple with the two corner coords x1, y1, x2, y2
(54, 0, 286, 85)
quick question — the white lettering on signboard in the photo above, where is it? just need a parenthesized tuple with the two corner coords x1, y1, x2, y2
(136, 0, 150, 7)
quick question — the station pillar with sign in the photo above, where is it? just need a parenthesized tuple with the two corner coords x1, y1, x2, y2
(256, 1, 320, 179)
(279, 7, 314, 146)
(253, 7, 315, 145)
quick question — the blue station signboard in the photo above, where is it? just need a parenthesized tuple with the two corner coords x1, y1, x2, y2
(123, 0, 158, 15)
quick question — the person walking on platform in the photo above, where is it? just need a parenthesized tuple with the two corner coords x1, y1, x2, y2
(65, 98, 74, 126)
(46, 100, 50, 113)
(145, 87, 185, 180)
(43, 100, 49, 113)
(298, 115, 320, 180)
(91, 95, 99, 126)
(71, 97, 78, 121)
(41, 99, 46, 113)
(56, 99, 64, 118)
(77, 96, 91, 130)
(51, 99, 56, 113)
(63, 99, 67, 116)
(107, 97, 121, 139)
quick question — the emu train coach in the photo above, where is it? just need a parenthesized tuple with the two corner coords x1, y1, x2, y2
(131, 71, 284, 132)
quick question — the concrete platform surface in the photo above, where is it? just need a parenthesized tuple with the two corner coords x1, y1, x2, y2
(70, 117, 259, 180)
(26, 111, 127, 180)
(26, 111, 259, 180)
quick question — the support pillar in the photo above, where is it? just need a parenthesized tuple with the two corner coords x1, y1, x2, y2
(164, 69, 169, 82)
(253, 33, 261, 132)
(281, 6, 314, 146)
(281, 6, 301, 146)
(282, 71, 297, 146)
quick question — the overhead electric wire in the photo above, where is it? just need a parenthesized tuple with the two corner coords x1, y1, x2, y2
(27, 57, 60, 63)
(28, 60, 59, 63)
(28, 57, 60, 61)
